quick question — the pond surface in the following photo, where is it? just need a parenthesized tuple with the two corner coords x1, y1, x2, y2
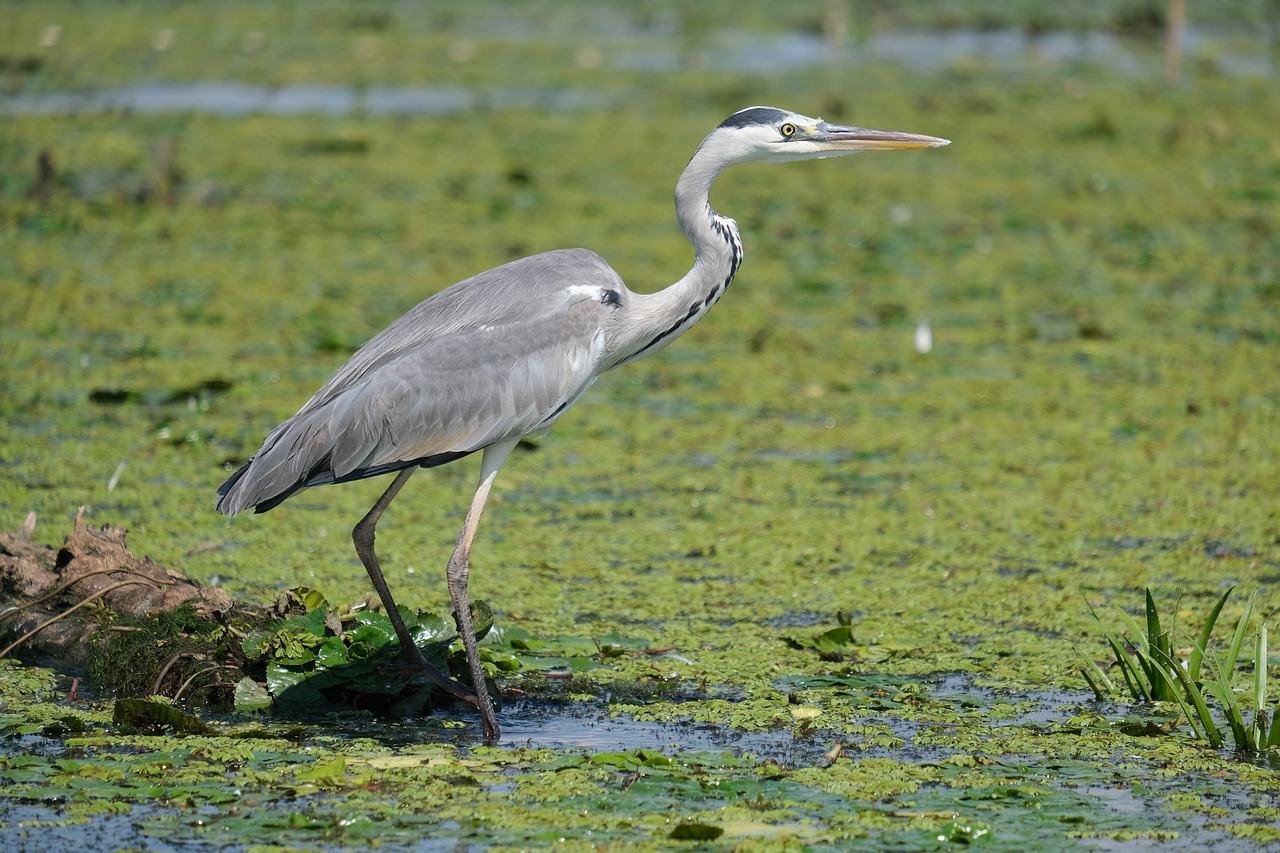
(2, 675, 1277, 852)
(3, 2, 1280, 849)
(1, 26, 1271, 117)
(0, 82, 610, 117)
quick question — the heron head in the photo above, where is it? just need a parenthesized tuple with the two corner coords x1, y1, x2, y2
(709, 106, 950, 166)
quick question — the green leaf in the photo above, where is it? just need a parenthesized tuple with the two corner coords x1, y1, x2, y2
(113, 698, 212, 735)
(814, 625, 856, 654)
(1084, 595, 1149, 702)
(314, 634, 352, 669)
(293, 585, 329, 611)
(266, 662, 305, 693)
(240, 627, 274, 659)
(295, 755, 346, 784)
(1076, 647, 1115, 699)
(937, 820, 991, 844)
(1255, 625, 1268, 721)
(348, 613, 398, 656)
(1267, 706, 1280, 750)
(1223, 589, 1257, 676)
(409, 611, 454, 646)
(279, 605, 330, 642)
(1144, 588, 1163, 657)
(233, 676, 272, 711)
(1155, 645, 1222, 748)
(1189, 587, 1233, 683)
(669, 823, 723, 841)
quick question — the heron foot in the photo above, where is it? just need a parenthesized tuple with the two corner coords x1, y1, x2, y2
(392, 642, 479, 703)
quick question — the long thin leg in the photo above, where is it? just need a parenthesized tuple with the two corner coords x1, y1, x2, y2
(352, 467, 476, 703)
(447, 439, 518, 741)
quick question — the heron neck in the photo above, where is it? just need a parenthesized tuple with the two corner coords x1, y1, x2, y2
(605, 146, 742, 369)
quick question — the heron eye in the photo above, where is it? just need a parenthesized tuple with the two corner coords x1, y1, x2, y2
(780, 123, 797, 138)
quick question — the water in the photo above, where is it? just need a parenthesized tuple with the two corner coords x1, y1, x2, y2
(1, 27, 1270, 118)
(0, 676, 1256, 853)
(496, 700, 801, 754)
(0, 82, 610, 117)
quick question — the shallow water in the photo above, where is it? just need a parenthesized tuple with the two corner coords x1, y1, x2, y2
(1, 676, 1270, 853)
(3, 5, 1279, 845)
(0, 83, 610, 117)
(1, 26, 1270, 117)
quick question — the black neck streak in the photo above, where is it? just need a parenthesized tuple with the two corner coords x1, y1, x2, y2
(632, 208, 741, 361)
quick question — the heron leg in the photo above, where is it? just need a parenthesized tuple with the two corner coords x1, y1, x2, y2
(446, 439, 517, 741)
(352, 467, 477, 704)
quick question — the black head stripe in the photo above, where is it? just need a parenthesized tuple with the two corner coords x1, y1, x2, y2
(718, 106, 789, 130)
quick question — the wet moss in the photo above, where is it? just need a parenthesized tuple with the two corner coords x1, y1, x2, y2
(84, 606, 228, 701)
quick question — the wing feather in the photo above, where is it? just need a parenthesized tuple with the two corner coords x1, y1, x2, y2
(217, 249, 625, 515)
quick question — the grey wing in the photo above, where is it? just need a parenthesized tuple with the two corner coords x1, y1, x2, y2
(325, 304, 607, 473)
(217, 249, 626, 515)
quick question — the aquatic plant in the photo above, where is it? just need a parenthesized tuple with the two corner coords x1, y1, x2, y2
(1082, 588, 1280, 752)
(232, 586, 520, 713)
(3, 1, 1280, 846)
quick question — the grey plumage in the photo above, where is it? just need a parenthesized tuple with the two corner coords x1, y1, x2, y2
(217, 249, 621, 514)
(217, 107, 948, 740)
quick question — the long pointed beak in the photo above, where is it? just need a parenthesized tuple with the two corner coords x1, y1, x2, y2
(813, 122, 950, 151)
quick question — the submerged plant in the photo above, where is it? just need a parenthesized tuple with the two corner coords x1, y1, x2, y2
(1081, 587, 1280, 752)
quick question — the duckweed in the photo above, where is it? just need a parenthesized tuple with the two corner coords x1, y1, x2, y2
(3, 1, 1280, 849)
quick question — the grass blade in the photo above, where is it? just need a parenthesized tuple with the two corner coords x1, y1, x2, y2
(1253, 625, 1268, 749)
(1114, 597, 1170, 698)
(1114, 607, 1149, 654)
(1145, 588, 1163, 655)
(1222, 589, 1257, 676)
(1155, 644, 1222, 748)
(1256, 625, 1267, 718)
(1077, 647, 1115, 699)
(1084, 596, 1149, 702)
(1200, 641, 1256, 751)
(1147, 589, 1183, 702)
(1189, 587, 1233, 683)
(1105, 632, 1150, 702)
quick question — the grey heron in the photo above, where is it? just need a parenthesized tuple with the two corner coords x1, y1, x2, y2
(217, 106, 948, 740)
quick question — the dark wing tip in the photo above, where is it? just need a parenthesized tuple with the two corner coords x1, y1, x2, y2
(215, 459, 252, 516)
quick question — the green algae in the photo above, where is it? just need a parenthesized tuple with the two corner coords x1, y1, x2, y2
(6, 663, 1276, 851)
(3, 1, 1280, 849)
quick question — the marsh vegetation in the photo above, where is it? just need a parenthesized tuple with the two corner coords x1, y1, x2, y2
(2, 1, 1279, 849)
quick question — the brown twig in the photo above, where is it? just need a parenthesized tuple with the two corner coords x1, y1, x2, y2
(0, 566, 169, 626)
(152, 651, 204, 695)
(172, 664, 223, 703)
(0, 579, 158, 659)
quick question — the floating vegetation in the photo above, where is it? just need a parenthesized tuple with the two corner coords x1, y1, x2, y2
(3, 0, 1280, 848)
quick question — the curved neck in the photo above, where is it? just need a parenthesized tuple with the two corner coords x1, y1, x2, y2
(604, 142, 743, 369)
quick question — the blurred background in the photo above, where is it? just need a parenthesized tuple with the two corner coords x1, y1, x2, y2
(1, 1, 1276, 613)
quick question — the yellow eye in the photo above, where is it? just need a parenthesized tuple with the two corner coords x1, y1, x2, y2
(780, 123, 796, 138)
